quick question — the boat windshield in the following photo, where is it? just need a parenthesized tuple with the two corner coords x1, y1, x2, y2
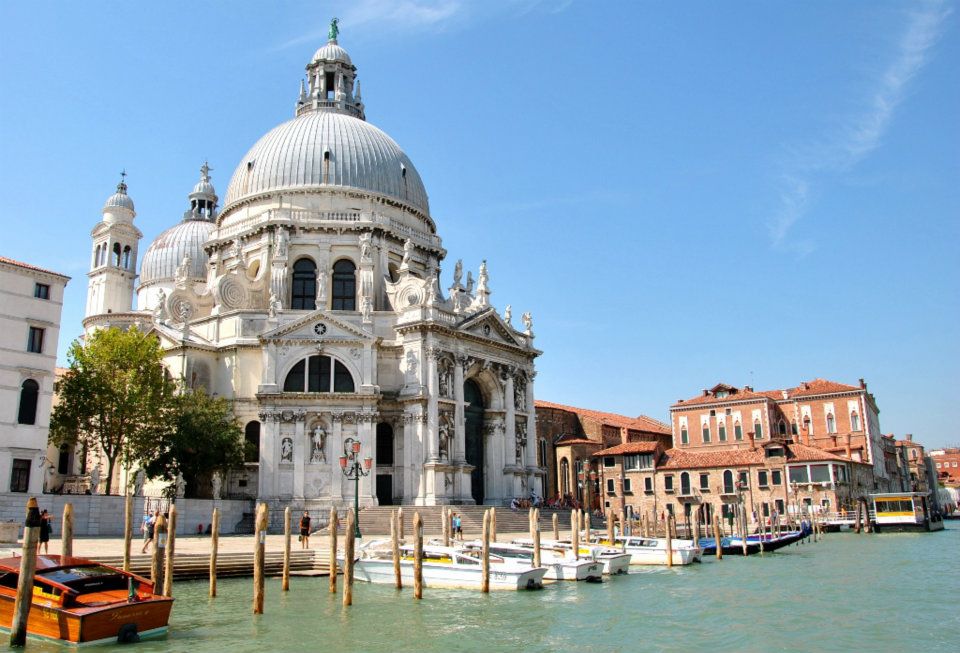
(37, 566, 128, 593)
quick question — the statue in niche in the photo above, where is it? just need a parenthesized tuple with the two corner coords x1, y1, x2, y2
(132, 468, 145, 497)
(211, 471, 222, 500)
(401, 238, 414, 267)
(438, 362, 451, 397)
(361, 296, 373, 323)
(425, 272, 438, 305)
(503, 304, 512, 325)
(281, 437, 294, 462)
(405, 350, 419, 382)
(515, 379, 526, 412)
(89, 466, 101, 495)
(316, 270, 328, 307)
(275, 227, 289, 258)
(175, 473, 186, 498)
(522, 312, 533, 334)
(268, 291, 281, 318)
(438, 424, 449, 460)
(466, 271, 474, 294)
(515, 422, 527, 460)
(359, 232, 373, 263)
(453, 259, 463, 286)
(311, 425, 327, 463)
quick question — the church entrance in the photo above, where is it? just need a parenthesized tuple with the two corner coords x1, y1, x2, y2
(464, 379, 485, 504)
(376, 423, 394, 505)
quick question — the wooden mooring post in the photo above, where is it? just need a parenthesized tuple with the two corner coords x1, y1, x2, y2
(10, 498, 41, 647)
(151, 514, 167, 595)
(606, 509, 615, 544)
(343, 510, 355, 607)
(282, 507, 291, 591)
(552, 513, 559, 541)
(443, 507, 450, 547)
(665, 515, 674, 568)
(123, 493, 133, 572)
(584, 511, 591, 541)
(413, 512, 423, 600)
(490, 507, 497, 543)
(253, 503, 267, 614)
(329, 507, 338, 594)
(712, 514, 723, 560)
(61, 502, 73, 559)
(398, 507, 404, 540)
(209, 508, 219, 598)
(533, 509, 542, 569)
(619, 509, 627, 537)
(163, 504, 177, 597)
(391, 510, 402, 590)
(481, 510, 490, 594)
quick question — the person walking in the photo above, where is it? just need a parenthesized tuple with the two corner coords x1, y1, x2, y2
(453, 513, 462, 541)
(299, 511, 312, 549)
(38, 509, 52, 554)
(141, 511, 157, 554)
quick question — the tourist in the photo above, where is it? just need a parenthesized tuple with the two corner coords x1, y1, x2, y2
(38, 509, 52, 554)
(453, 513, 462, 540)
(141, 511, 157, 554)
(299, 511, 311, 549)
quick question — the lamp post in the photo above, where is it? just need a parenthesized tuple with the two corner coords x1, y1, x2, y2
(339, 437, 372, 539)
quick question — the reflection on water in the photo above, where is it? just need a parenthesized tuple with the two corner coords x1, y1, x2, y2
(27, 525, 960, 652)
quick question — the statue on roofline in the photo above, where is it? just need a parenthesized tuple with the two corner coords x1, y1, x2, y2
(329, 17, 340, 41)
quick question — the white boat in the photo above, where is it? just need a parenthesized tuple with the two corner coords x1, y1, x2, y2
(513, 538, 631, 576)
(459, 541, 603, 582)
(346, 540, 547, 590)
(613, 535, 701, 566)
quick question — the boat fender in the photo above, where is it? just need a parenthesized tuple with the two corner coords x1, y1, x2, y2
(117, 623, 140, 644)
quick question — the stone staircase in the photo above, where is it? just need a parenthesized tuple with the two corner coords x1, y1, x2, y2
(96, 549, 326, 580)
(354, 506, 604, 537)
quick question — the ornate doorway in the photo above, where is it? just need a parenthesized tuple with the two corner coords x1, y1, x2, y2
(464, 379, 485, 504)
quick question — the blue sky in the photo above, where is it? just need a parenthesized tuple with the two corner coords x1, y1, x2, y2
(2, 1, 957, 448)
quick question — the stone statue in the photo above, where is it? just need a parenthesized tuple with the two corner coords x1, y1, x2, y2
(133, 468, 145, 497)
(359, 232, 373, 263)
(311, 426, 327, 463)
(478, 260, 489, 292)
(211, 471, 222, 500)
(154, 288, 167, 319)
(89, 466, 101, 495)
(268, 291, 280, 318)
(176, 255, 192, 283)
(466, 271, 474, 294)
(503, 304, 512, 325)
(275, 227, 289, 258)
(281, 437, 294, 462)
(401, 238, 414, 267)
(329, 17, 339, 41)
(438, 362, 451, 397)
(316, 270, 328, 307)
(405, 350, 419, 382)
(515, 379, 526, 412)
(522, 311, 533, 334)
(438, 425, 449, 460)
(425, 272, 438, 305)
(175, 473, 186, 498)
(361, 296, 373, 323)
(453, 259, 463, 286)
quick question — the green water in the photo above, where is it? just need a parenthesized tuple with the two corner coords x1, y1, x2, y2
(25, 525, 960, 652)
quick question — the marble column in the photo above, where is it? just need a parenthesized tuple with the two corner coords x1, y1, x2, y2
(426, 344, 439, 462)
(294, 414, 306, 499)
(330, 413, 343, 501)
(258, 412, 278, 499)
(453, 356, 467, 463)
(359, 413, 376, 503)
(525, 371, 538, 492)
(504, 369, 517, 466)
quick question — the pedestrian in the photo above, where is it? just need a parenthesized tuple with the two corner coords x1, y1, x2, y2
(299, 511, 311, 549)
(453, 512, 462, 540)
(38, 509, 52, 554)
(141, 511, 157, 554)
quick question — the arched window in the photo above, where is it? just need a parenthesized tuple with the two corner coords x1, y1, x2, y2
(122, 245, 131, 269)
(538, 438, 547, 467)
(93, 244, 101, 267)
(283, 355, 355, 393)
(826, 413, 836, 434)
(332, 259, 356, 310)
(778, 419, 786, 436)
(680, 472, 691, 495)
(112, 242, 122, 266)
(734, 421, 743, 440)
(57, 444, 71, 474)
(701, 424, 711, 443)
(291, 258, 317, 310)
(718, 422, 727, 441)
(722, 469, 734, 494)
(560, 458, 569, 495)
(791, 420, 798, 436)
(754, 420, 763, 439)
(244, 421, 261, 463)
(680, 426, 689, 445)
(850, 412, 860, 431)
(17, 379, 39, 425)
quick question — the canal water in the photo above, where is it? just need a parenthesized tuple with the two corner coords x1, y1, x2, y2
(32, 524, 960, 652)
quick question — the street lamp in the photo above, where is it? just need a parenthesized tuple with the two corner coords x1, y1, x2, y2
(339, 437, 372, 539)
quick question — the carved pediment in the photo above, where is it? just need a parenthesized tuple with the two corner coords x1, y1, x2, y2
(260, 309, 374, 343)
(457, 309, 523, 347)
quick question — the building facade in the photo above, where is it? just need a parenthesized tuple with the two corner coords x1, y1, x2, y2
(930, 448, 960, 487)
(0, 256, 69, 494)
(79, 28, 542, 508)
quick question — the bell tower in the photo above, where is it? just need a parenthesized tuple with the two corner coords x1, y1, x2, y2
(85, 173, 143, 326)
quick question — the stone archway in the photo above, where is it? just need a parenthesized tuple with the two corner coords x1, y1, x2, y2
(464, 378, 485, 504)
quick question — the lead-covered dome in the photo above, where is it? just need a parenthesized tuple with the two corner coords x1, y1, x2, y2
(104, 179, 135, 212)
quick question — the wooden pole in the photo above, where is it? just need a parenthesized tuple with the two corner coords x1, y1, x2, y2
(209, 508, 219, 598)
(398, 507, 404, 540)
(571, 510, 580, 560)
(10, 497, 41, 647)
(253, 503, 267, 614)
(343, 510, 355, 607)
(443, 507, 450, 548)
(712, 513, 723, 560)
(61, 502, 73, 559)
(413, 512, 423, 600)
(606, 509, 615, 544)
(329, 507, 338, 594)
(619, 509, 627, 537)
(282, 507, 291, 592)
(585, 510, 591, 541)
(163, 504, 177, 597)
(552, 513, 559, 541)
(693, 509, 701, 544)
(665, 515, 674, 568)
(481, 510, 490, 593)
(151, 514, 166, 595)
(123, 493, 133, 572)
(490, 507, 497, 543)
(391, 510, 402, 590)
(533, 509, 542, 569)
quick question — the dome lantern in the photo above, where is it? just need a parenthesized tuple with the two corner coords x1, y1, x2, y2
(102, 170, 135, 216)
(187, 161, 218, 220)
(296, 18, 364, 120)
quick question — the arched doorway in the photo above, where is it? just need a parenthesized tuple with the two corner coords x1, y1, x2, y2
(376, 423, 394, 505)
(464, 379, 485, 504)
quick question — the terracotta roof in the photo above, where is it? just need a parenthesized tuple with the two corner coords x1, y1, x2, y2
(658, 448, 766, 470)
(535, 400, 670, 434)
(786, 443, 852, 463)
(673, 378, 863, 407)
(0, 256, 69, 279)
(554, 437, 600, 447)
(592, 441, 659, 457)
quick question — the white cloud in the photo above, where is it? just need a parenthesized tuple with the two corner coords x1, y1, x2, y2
(769, 2, 950, 253)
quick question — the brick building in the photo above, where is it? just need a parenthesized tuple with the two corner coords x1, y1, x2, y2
(534, 400, 670, 508)
(930, 448, 960, 487)
(894, 434, 931, 493)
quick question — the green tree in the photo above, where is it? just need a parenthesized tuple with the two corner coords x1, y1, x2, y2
(50, 327, 173, 495)
(141, 388, 245, 498)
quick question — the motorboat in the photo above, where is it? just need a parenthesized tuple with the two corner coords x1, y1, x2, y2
(513, 538, 632, 575)
(459, 541, 603, 582)
(347, 540, 547, 590)
(0, 555, 173, 645)
(613, 535, 702, 566)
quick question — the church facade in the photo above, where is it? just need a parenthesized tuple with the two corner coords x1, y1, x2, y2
(81, 26, 543, 508)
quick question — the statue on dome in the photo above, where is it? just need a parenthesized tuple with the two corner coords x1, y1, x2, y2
(401, 238, 414, 268)
(329, 17, 340, 41)
(176, 255, 192, 284)
(155, 289, 167, 320)
(275, 227, 289, 258)
(503, 304, 512, 325)
(466, 271, 474, 295)
(522, 312, 533, 335)
(359, 232, 373, 262)
(453, 259, 463, 287)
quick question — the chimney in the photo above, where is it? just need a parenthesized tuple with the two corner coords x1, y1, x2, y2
(703, 389, 709, 397)
(859, 378, 866, 389)
(905, 433, 913, 442)
(744, 385, 753, 392)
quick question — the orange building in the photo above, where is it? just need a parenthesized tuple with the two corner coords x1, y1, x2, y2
(931, 447, 960, 487)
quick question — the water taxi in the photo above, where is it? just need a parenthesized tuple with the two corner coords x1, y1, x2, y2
(0, 555, 173, 645)
(513, 538, 632, 575)
(459, 541, 604, 582)
(613, 536, 702, 565)
(870, 492, 945, 533)
(348, 541, 547, 590)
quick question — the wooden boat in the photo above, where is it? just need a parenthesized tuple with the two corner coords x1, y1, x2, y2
(613, 536, 702, 566)
(347, 541, 547, 590)
(459, 541, 604, 582)
(0, 554, 173, 645)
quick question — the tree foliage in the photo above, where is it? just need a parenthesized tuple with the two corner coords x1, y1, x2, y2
(140, 388, 246, 498)
(50, 327, 172, 495)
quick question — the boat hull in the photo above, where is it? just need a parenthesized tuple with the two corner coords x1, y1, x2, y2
(353, 559, 546, 590)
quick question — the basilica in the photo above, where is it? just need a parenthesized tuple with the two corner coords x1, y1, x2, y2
(81, 25, 543, 508)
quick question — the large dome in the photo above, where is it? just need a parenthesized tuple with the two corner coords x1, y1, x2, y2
(223, 111, 429, 215)
(140, 218, 215, 285)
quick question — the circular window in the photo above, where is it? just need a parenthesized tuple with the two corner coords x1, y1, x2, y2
(314, 323, 327, 336)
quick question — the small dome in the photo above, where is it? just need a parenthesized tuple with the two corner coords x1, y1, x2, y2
(193, 179, 216, 196)
(312, 40, 352, 65)
(140, 219, 214, 285)
(104, 180, 135, 212)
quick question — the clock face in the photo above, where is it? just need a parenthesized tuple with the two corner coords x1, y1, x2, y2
(314, 323, 327, 336)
